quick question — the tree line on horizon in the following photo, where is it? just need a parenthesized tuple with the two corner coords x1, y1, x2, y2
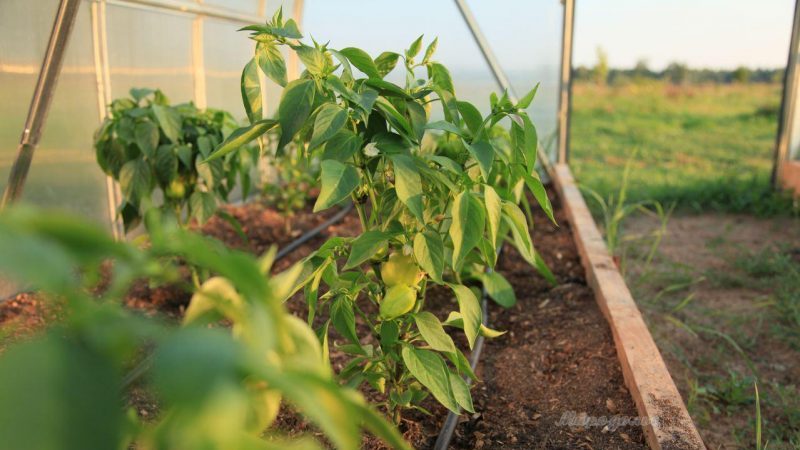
(574, 47, 785, 86)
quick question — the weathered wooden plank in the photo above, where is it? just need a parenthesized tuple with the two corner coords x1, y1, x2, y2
(552, 163, 705, 450)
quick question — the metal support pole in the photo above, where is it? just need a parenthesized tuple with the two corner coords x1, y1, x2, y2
(453, 0, 517, 102)
(92, 0, 123, 239)
(773, 0, 800, 188)
(1, 0, 82, 208)
(557, 0, 575, 164)
(452, 0, 554, 175)
(192, 15, 207, 109)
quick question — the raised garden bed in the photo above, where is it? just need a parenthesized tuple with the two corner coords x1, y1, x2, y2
(0, 166, 703, 449)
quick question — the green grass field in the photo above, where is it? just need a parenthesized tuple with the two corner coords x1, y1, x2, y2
(569, 81, 796, 216)
(571, 81, 800, 447)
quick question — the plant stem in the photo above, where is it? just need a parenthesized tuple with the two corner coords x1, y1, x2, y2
(352, 193, 369, 233)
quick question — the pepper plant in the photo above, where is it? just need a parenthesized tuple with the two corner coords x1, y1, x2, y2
(260, 133, 320, 233)
(0, 207, 409, 450)
(94, 88, 258, 231)
(207, 9, 556, 424)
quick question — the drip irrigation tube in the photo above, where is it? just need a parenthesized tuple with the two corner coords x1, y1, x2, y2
(121, 203, 354, 389)
(433, 249, 502, 450)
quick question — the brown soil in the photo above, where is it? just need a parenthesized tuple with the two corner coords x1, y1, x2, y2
(434, 193, 647, 450)
(0, 194, 651, 449)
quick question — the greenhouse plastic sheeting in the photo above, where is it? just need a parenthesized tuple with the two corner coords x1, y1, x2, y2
(106, 4, 195, 103)
(465, 0, 564, 161)
(0, 0, 113, 226)
(0, 0, 273, 236)
(304, 0, 504, 115)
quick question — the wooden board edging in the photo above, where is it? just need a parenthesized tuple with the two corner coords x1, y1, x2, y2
(551, 163, 705, 450)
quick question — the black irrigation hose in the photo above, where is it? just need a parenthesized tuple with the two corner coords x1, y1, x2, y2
(275, 203, 353, 260)
(121, 203, 354, 389)
(433, 249, 502, 450)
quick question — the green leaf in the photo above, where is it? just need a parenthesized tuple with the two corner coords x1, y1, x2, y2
(295, 44, 326, 76)
(375, 97, 415, 139)
(206, 119, 277, 162)
(134, 121, 159, 158)
(484, 185, 502, 249)
(278, 79, 316, 150)
(242, 19, 303, 39)
(196, 157, 222, 189)
(406, 100, 427, 141)
(375, 51, 400, 78)
(310, 103, 348, 149)
(314, 160, 360, 212)
(415, 312, 456, 353)
(481, 271, 516, 308)
(344, 230, 391, 269)
(401, 346, 459, 413)
(534, 251, 557, 285)
(428, 62, 454, 93)
(176, 144, 193, 168)
(119, 159, 152, 202)
(426, 120, 464, 137)
(449, 191, 485, 270)
(153, 144, 177, 185)
(448, 371, 475, 413)
(152, 104, 182, 143)
(130, 87, 154, 102)
(189, 191, 217, 224)
(521, 113, 539, 171)
(517, 82, 539, 109)
(339, 47, 380, 79)
(365, 79, 412, 99)
(423, 37, 438, 63)
(447, 348, 477, 381)
(413, 230, 444, 283)
(522, 169, 556, 224)
(502, 200, 535, 264)
(456, 101, 483, 135)
(331, 297, 359, 345)
(321, 129, 362, 162)
(256, 40, 287, 87)
(465, 140, 493, 180)
(380, 284, 416, 320)
(406, 35, 424, 59)
(448, 284, 481, 349)
(241, 58, 263, 123)
(389, 154, 423, 221)
(0, 337, 125, 450)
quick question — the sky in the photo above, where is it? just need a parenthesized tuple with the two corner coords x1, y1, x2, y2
(573, 0, 795, 70)
(304, 0, 796, 71)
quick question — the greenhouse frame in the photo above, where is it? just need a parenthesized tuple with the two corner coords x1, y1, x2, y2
(0, 1, 797, 449)
(0, 0, 575, 238)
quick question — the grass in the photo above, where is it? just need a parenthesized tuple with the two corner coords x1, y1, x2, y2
(620, 227, 800, 448)
(570, 79, 800, 448)
(570, 81, 797, 216)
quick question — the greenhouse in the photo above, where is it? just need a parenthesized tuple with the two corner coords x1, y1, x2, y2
(0, 0, 797, 449)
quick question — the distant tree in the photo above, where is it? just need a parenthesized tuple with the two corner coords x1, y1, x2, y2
(732, 66, 751, 83)
(633, 58, 651, 80)
(664, 62, 689, 85)
(593, 47, 609, 86)
(572, 65, 592, 82)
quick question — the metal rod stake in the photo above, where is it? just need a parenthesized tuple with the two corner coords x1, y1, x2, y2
(1, 0, 82, 208)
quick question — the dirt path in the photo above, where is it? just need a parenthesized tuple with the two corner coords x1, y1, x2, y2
(621, 212, 800, 449)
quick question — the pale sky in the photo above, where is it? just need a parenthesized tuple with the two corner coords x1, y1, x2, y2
(304, 0, 796, 71)
(573, 0, 795, 70)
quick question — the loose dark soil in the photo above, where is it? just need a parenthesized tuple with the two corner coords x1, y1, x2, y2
(0, 194, 649, 449)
